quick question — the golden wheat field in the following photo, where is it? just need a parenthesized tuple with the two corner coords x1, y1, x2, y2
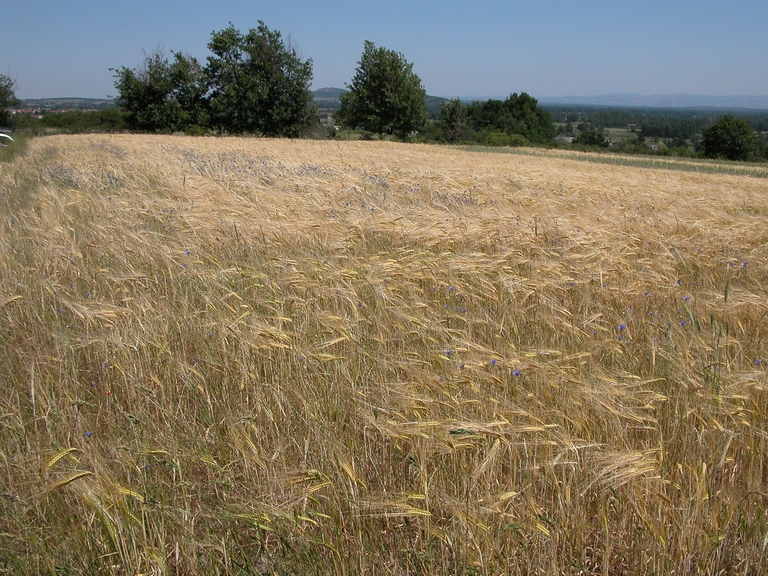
(1, 134, 768, 575)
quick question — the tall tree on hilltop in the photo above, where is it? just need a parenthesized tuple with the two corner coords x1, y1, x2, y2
(206, 22, 316, 136)
(113, 50, 207, 132)
(337, 41, 427, 139)
(113, 22, 317, 136)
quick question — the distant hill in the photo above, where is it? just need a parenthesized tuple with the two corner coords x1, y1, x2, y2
(313, 87, 347, 101)
(538, 93, 768, 110)
(313, 87, 448, 114)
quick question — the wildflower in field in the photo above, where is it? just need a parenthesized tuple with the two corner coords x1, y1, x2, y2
(183, 249, 191, 255)
(618, 324, 626, 332)
(676, 279, 682, 285)
(85, 431, 93, 438)
(490, 359, 497, 366)
(743, 261, 748, 268)
(756, 359, 762, 366)
(683, 296, 691, 302)
(513, 370, 521, 377)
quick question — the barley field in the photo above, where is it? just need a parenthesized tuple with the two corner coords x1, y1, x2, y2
(1, 134, 767, 575)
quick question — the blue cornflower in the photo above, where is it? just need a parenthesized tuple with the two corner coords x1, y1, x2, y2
(85, 431, 93, 438)
(490, 359, 497, 366)
(683, 296, 691, 302)
(513, 370, 521, 377)
(618, 324, 626, 332)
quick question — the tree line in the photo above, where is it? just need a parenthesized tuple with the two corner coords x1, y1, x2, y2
(2, 20, 767, 163)
(548, 107, 736, 140)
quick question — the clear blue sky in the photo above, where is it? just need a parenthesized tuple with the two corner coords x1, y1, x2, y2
(2, 0, 767, 100)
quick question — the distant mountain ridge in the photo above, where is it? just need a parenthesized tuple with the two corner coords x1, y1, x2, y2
(19, 93, 768, 113)
(537, 93, 768, 110)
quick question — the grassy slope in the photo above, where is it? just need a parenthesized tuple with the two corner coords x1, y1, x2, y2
(1, 135, 767, 575)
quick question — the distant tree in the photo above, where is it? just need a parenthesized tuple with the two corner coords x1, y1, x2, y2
(574, 130, 609, 147)
(0, 74, 20, 127)
(206, 22, 316, 136)
(667, 136, 688, 149)
(113, 50, 206, 132)
(337, 41, 427, 139)
(702, 114, 757, 161)
(436, 98, 466, 141)
(464, 93, 555, 144)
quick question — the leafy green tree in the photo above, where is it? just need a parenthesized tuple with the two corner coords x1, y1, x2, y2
(337, 41, 427, 139)
(113, 50, 206, 132)
(436, 98, 466, 141)
(574, 130, 609, 147)
(464, 93, 555, 144)
(702, 114, 757, 161)
(113, 22, 316, 136)
(206, 22, 316, 136)
(0, 74, 20, 127)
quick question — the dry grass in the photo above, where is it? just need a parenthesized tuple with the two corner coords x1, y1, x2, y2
(1, 134, 768, 575)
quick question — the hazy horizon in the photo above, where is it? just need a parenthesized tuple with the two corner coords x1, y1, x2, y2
(3, 1, 767, 100)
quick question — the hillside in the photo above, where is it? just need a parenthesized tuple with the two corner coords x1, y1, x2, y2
(1, 136, 767, 574)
